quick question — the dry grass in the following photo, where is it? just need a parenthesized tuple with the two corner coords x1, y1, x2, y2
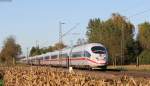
(0, 66, 150, 86)
(109, 65, 150, 71)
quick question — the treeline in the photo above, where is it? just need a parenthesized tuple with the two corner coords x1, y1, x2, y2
(29, 38, 87, 57)
(29, 39, 86, 57)
(87, 13, 150, 65)
(29, 42, 66, 56)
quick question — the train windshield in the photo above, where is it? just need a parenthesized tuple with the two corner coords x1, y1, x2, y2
(91, 46, 106, 54)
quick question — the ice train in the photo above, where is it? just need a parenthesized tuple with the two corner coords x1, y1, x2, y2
(20, 43, 108, 69)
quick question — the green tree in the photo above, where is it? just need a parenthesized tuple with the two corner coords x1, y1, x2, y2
(107, 13, 134, 62)
(87, 18, 105, 43)
(0, 36, 22, 64)
(138, 22, 150, 49)
(138, 22, 150, 64)
(29, 46, 41, 56)
(29, 47, 36, 56)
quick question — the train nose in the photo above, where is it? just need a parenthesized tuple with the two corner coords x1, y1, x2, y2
(99, 54, 106, 57)
(95, 58, 106, 64)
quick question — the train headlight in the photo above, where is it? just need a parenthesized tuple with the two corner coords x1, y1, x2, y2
(96, 57, 99, 60)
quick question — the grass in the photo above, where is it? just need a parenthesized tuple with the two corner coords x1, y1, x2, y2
(108, 65, 150, 72)
(0, 79, 3, 86)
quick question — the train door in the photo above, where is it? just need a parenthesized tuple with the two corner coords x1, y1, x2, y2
(66, 55, 69, 68)
(59, 52, 61, 66)
(68, 48, 73, 68)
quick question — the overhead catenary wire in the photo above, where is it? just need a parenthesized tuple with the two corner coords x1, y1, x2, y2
(119, 0, 144, 14)
(128, 8, 150, 19)
(62, 23, 80, 38)
(47, 23, 80, 46)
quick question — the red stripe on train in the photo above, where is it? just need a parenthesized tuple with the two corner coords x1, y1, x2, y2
(44, 57, 106, 64)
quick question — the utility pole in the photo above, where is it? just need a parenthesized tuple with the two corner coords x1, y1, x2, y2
(59, 22, 65, 45)
(27, 47, 29, 64)
(121, 22, 125, 69)
(68, 40, 73, 68)
(59, 21, 65, 65)
(36, 40, 39, 48)
(58, 21, 79, 69)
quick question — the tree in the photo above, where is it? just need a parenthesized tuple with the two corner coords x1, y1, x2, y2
(138, 22, 150, 64)
(87, 18, 105, 43)
(47, 46, 53, 52)
(53, 42, 67, 50)
(108, 14, 135, 64)
(138, 22, 150, 49)
(29, 47, 36, 56)
(0, 36, 22, 64)
(29, 46, 41, 56)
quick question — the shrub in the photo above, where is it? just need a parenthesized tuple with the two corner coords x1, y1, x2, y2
(139, 49, 150, 64)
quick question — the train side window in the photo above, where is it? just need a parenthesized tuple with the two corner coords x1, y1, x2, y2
(72, 52, 82, 58)
(31, 59, 35, 61)
(61, 53, 68, 58)
(44, 56, 49, 59)
(84, 51, 91, 58)
(51, 55, 58, 59)
(38, 57, 43, 60)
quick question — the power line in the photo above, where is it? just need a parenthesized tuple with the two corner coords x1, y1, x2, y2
(62, 23, 80, 38)
(128, 8, 150, 19)
(120, 1, 144, 14)
(48, 23, 79, 47)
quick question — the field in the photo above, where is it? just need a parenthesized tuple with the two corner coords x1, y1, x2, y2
(0, 66, 150, 86)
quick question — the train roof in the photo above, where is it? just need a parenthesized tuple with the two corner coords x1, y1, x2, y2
(74, 43, 104, 48)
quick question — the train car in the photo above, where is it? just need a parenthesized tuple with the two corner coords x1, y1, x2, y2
(20, 43, 108, 69)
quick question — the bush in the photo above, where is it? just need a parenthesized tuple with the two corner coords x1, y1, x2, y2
(139, 50, 150, 64)
(0, 79, 3, 86)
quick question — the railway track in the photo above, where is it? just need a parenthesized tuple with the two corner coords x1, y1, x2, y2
(47, 66, 150, 79)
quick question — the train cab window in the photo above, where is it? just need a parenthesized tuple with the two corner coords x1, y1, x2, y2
(51, 55, 58, 59)
(91, 46, 106, 54)
(84, 51, 91, 57)
(44, 56, 49, 60)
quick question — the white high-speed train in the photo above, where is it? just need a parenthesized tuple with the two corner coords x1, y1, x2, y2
(20, 43, 108, 69)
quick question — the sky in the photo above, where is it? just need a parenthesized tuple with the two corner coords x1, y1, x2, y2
(0, 0, 150, 55)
